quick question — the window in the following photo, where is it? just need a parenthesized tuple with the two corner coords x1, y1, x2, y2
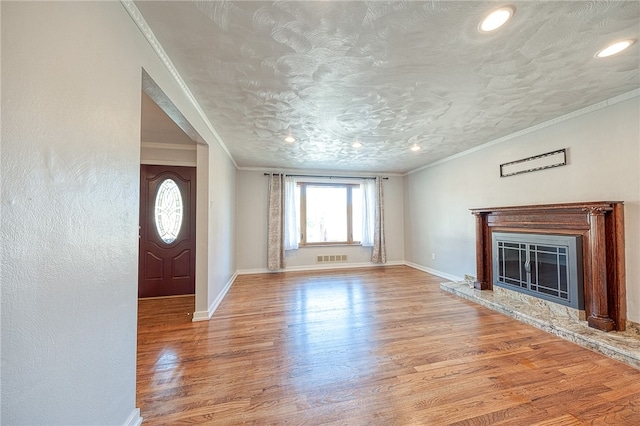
(154, 178, 183, 244)
(297, 182, 362, 245)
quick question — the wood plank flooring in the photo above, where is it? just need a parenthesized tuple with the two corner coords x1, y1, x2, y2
(137, 266, 640, 424)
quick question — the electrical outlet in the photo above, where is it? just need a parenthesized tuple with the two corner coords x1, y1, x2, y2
(431, 253, 436, 260)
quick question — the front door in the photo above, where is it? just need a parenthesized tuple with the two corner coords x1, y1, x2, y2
(139, 165, 196, 298)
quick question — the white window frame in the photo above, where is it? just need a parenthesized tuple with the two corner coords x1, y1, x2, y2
(298, 182, 361, 246)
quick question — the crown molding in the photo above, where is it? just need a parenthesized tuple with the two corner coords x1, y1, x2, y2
(237, 166, 405, 178)
(406, 88, 640, 176)
(120, 0, 238, 169)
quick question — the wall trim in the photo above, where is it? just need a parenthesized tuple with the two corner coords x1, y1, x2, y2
(192, 273, 237, 322)
(123, 408, 142, 426)
(120, 0, 238, 169)
(236, 268, 273, 275)
(406, 88, 640, 176)
(404, 261, 463, 283)
(141, 142, 197, 151)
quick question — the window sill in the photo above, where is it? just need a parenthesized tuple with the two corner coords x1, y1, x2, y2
(299, 243, 363, 248)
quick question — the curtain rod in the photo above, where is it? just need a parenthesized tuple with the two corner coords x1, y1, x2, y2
(263, 173, 388, 180)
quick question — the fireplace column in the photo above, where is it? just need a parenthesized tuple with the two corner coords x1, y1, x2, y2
(586, 207, 616, 332)
(473, 212, 490, 290)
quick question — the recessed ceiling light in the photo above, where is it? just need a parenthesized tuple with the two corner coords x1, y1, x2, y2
(352, 141, 363, 148)
(284, 136, 295, 143)
(479, 6, 514, 33)
(596, 40, 635, 58)
(410, 145, 421, 152)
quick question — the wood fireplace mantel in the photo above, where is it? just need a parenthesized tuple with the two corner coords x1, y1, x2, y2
(470, 202, 626, 332)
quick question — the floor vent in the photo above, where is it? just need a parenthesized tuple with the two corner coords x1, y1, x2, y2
(316, 254, 348, 264)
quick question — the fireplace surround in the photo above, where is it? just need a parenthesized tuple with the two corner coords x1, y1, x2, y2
(470, 202, 625, 332)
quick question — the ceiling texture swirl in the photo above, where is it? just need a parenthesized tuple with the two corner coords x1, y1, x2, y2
(134, 1, 640, 174)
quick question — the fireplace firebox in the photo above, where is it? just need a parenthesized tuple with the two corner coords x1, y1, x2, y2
(492, 232, 584, 310)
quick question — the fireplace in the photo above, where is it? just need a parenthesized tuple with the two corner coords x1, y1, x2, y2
(470, 202, 626, 332)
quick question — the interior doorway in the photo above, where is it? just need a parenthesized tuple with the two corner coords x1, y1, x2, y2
(139, 70, 206, 311)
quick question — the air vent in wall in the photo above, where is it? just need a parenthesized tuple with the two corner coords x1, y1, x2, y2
(316, 254, 348, 263)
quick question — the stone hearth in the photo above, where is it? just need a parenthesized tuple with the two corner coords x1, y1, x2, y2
(441, 281, 640, 369)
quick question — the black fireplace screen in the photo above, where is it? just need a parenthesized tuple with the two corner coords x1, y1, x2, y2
(492, 232, 584, 309)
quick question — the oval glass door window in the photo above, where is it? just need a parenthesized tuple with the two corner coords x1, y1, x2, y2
(154, 178, 183, 244)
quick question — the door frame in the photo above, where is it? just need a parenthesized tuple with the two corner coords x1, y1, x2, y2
(140, 72, 209, 320)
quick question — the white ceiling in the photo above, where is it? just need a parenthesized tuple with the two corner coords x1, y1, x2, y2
(134, 1, 640, 174)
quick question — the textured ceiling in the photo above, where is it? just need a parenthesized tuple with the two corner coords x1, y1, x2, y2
(134, 1, 640, 174)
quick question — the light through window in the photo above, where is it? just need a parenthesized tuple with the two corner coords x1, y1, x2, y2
(298, 183, 361, 245)
(154, 178, 183, 244)
(306, 186, 347, 242)
(352, 186, 362, 243)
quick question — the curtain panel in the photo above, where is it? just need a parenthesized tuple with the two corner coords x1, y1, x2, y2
(267, 174, 285, 271)
(361, 179, 375, 247)
(267, 174, 298, 271)
(361, 177, 386, 263)
(371, 176, 386, 263)
(283, 176, 299, 250)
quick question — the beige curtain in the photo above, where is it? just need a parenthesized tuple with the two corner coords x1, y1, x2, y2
(267, 174, 285, 270)
(371, 176, 386, 264)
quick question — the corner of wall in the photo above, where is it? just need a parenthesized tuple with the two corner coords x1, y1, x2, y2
(192, 272, 237, 321)
(124, 409, 142, 426)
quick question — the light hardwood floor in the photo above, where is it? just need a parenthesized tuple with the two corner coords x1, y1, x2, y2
(137, 266, 640, 424)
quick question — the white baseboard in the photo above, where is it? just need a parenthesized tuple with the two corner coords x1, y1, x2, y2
(192, 273, 237, 322)
(237, 261, 405, 275)
(192, 310, 212, 321)
(124, 408, 142, 426)
(404, 261, 463, 282)
(236, 267, 273, 275)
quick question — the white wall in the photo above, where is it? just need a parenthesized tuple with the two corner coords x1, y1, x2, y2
(203, 141, 236, 316)
(140, 143, 197, 167)
(1, 2, 237, 424)
(404, 95, 640, 323)
(236, 171, 405, 272)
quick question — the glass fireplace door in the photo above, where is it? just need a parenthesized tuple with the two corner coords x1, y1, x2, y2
(493, 232, 583, 309)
